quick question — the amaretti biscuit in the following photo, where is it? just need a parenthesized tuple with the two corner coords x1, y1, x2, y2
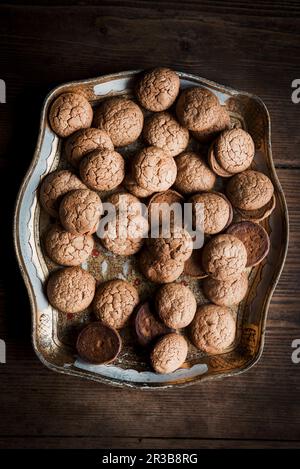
(174, 151, 216, 194)
(123, 171, 154, 198)
(203, 273, 249, 306)
(156, 283, 196, 329)
(148, 190, 183, 227)
(202, 234, 247, 280)
(212, 128, 255, 175)
(150, 333, 188, 373)
(226, 170, 274, 211)
(190, 304, 236, 354)
(65, 128, 113, 167)
(40, 170, 86, 218)
(93, 97, 143, 147)
(192, 106, 231, 143)
(45, 224, 94, 266)
(79, 149, 125, 191)
(136, 67, 180, 112)
(139, 250, 184, 284)
(133, 146, 177, 192)
(143, 112, 189, 157)
(49, 92, 93, 138)
(76, 322, 121, 364)
(146, 226, 193, 263)
(190, 192, 233, 235)
(226, 221, 270, 267)
(59, 189, 102, 235)
(93, 279, 139, 329)
(47, 266, 96, 314)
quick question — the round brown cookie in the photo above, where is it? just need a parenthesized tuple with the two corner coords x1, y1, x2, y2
(79, 149, 125, 191)
(214, 128, 255, 174)
(45, 224, 94, 266)
(64, 128, 114, 167)
(146, 226, 193, 263)
(150, 333, 188, 374)
(139, 250, 184, 284)
(135, 302, 172, 347)
(174, 151, 216, 194)
(49, 92, 93, 138)
(133, 146, 177, 192)
(226, 170, 274, 211)
(226, 221, 270, 267)
(93, 279, 139, 329)
(59, 189, 102, 235)
(148, 190, 183, 227)
(190, 192, 233, 235)
(190, 304, 236, 354)
(143, 112, 189, 157)
(39, 170, 86, 218)
(47, 266, 96, 314)
(176, 87, 221, 132)
(208, 144, 233, 177)
(100, 192, 146, 256)
(183, 248, 208, 279)
(136, 68, 180, 112)
(123, 171, 154, 198)
(192, 106, 231, 143)
(76, 322, 121, 364)
(203, 273, 249, 307)
(93, 97, 143, 147)
(156, 283, 197, 329)
(202, 234, 247, 280)
(235, 194, 276, 222)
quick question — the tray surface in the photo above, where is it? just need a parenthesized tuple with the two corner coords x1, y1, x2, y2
(13, 70, 289, 388)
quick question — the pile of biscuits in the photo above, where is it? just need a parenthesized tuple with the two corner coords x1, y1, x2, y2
(39, 67, 274, 373)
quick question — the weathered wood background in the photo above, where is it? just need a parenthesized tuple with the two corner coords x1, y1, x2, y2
(0, 0, 299, 449)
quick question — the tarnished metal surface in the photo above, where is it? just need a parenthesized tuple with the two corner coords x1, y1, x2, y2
(13, 70, 289, 388)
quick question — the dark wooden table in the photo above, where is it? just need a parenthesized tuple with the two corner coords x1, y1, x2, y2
(0, 0, 300, 449)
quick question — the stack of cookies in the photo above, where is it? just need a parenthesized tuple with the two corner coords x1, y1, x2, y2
(39, 67, 274, 373)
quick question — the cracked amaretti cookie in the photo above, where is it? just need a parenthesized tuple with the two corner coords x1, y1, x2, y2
(139, 249, 184, 284)
(146, 226, 193, 263)
(47, 266, 96, 314)
(143, 112, 189, 157)
(226, 170, 274, 211)
(39, 170, 86, 218)
(202, 234, 247, 280)
(136, 68, 180, 112)
(65, 128, 114, 167)
(101, 192, 146, 256)
(79, 149, 125, 191)
(59, 188, 103, 235)
(174, 151, 216, 194)
(150, 332, 188, 373)
(210, 128, 255, 176)
(192, 106, 231, 143)
(93, 97, 144, 147)
(190, 192, 233, 235)
(226, 221, 270, 267)
(45, 224, 94, 266)
(156, 283, 197, 329)
(93, 279, 139, 329)
(133, 146, 177, 192)
(203, 272, 249, 306)
(49, 92, 93, 138)
(190, 304, 236, 354)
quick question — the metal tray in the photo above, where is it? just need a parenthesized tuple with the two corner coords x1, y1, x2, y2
(13, 70, 289, 388)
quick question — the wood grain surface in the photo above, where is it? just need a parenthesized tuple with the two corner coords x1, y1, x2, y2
(0, 0, 299, 449)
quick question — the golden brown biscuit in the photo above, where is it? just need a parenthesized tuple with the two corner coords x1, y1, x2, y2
(133, 146, 177, 192)
(93, 279, 139, 329)
(192, 106, 231, 143)
(47, 266, 96, 314)
(214, 128, 255, 174)
(190, 304, 236, 354)
(150, 333, 188, 373)
(136, 68, 180, 112)
(156, 283, 197, 328)
(65, 128, 113, 167)
(79, 149, 125, 191)
(146, 226, 193, 263)
(174, 151, 216, 194)
(190, 192, 233, 235)
(226, 170, 274, 211)
(203, 273, 249, 306)
(176, 87, 220, 131)
(59, 189, 102, 235)
(49, 92, 93, 138)
(139, 250, 184, 284)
